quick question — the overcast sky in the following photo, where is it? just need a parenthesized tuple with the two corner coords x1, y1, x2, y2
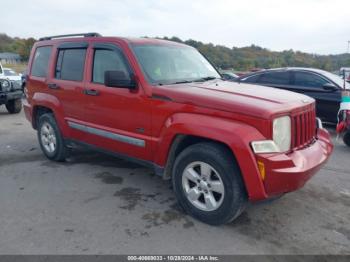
(2, 0, 349, 54)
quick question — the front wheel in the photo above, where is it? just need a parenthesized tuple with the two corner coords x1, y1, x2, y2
(172, 142, 247, 225)
(5, 99, 22, 114)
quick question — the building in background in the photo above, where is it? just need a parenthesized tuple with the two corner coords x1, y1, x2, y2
(0, 52, 21, 64)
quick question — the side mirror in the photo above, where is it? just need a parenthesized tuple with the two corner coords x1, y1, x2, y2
(104, 70, 136, 89)
(322, 83, 337, 91)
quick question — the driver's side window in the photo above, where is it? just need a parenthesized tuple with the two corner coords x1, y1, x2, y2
(92, 49, 130, 84)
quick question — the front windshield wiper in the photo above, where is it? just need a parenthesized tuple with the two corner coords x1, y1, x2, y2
(171, 80, 194, 84)
(193, 76, 219, 82)
(168, 77, 219, 85)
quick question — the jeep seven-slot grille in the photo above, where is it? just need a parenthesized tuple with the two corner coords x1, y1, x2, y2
(291, 107, 316, 149)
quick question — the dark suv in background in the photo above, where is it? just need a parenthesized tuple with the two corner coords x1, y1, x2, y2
(237, 68, 349, 124)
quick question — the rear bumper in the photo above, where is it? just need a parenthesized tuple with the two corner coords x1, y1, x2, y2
(256, 128, 333, 197)
(0, 91, 23, 104)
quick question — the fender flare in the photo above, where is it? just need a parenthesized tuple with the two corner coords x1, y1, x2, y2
(32, 92, 69, 137)
(154, 113, 268, 200)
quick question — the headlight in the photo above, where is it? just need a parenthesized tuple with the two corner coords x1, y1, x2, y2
(273, 116, 291, 152)
(12, 80, 22, 90)
(0, 79, 11, 92)
(251, 116, 291, 153)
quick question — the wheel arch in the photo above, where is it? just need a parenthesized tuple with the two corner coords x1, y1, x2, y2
(155, 113, 268, 200)
(31, 92, 68, 136)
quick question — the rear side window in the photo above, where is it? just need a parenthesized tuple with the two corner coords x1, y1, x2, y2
(55, 49, 86, 81)
(31, 46, 52, 77)
(92, 49, 130, 84)
(294, 72, 329, 88)
(258, 72, 290, 85)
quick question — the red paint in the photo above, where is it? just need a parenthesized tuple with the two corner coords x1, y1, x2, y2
(24, 36, 333, 201)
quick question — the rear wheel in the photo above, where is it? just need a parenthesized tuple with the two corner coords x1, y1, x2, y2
(37, 113, 69, 161)
(343, 130, 350, 147)
(5, 99, 22, 114)
(172, 142, 247, 225)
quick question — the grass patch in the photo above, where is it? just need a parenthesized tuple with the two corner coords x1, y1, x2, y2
(2, 63, 28, 74)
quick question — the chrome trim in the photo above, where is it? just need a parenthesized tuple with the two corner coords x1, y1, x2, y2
(68, 121, 145, 147)
(316, 118, 323, 129)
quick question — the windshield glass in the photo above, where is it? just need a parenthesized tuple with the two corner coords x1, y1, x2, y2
(4, 69, 18, 76)
(131, 44, 220, 85)
(322, 70, 350, 89)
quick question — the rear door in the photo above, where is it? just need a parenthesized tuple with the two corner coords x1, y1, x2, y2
(291, 71, 341, 122)
(50, 42, 88, 122)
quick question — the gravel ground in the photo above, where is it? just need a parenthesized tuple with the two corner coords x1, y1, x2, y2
(0, 106, 349, 255)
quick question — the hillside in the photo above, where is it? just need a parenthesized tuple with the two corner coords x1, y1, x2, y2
(160, 36, 350, 72)
(1, 33, 349, 72)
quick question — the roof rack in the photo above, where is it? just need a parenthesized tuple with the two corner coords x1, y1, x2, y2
(39, 32, 102, 41)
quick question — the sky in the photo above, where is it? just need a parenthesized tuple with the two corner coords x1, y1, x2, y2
(1, 0, 349, 55)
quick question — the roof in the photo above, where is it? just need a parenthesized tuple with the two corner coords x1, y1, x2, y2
(238, 67, 329, 79)
(37, 35, 189, 48)
(0, 52, 21, 59)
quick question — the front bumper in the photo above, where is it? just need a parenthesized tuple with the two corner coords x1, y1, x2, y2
(256, 128, 333, 197)
(0, 91, 23, 104)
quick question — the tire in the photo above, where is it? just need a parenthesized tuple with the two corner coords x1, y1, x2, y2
(37, 113, 69, 162)
(343, 130, 350, 147)
(5, 99, 22, 114)
(172, 142, 247, 225)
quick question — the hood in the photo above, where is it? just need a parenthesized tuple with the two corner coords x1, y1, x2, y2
(152, 80, 314, 119)
(6, 76, 22, 81)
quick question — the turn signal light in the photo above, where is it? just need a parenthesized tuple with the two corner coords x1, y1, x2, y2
(257, 160, 266, 181)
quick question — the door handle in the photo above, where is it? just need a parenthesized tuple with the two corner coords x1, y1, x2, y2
(48, 83, 60, 89)
(84, 89, 100, 96)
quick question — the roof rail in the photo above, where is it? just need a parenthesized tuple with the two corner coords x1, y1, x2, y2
(39, 32, 102, 41)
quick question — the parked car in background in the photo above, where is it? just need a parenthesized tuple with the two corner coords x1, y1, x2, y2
(220, 71, 239, 81)
(1, 67, 23, 86)
(0, 78, 23, 114)
(237, 67, 350, 124)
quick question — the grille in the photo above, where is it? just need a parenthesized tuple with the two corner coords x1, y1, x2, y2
(291, 107, 316, 149)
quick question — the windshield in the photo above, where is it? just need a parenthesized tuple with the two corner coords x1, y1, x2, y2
(4, 69, 18, 76)
(131, 44, 220, 85)
(322, 70, 350, 89)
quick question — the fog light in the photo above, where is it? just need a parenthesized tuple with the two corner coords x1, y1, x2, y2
(257, 160, 266, 181)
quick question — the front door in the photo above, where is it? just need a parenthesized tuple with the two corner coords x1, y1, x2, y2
(77, 42, 152, 161)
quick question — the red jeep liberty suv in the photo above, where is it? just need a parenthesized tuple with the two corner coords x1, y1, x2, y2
(23, 33, 333, 225)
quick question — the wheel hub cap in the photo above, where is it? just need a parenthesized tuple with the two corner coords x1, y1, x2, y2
(182, 161, 225, 212)
(40, 122, 57, 153)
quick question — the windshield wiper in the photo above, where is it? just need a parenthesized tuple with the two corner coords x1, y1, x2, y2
(168, 77, 218, 85)
(171, 80, 194, 84)
(193, 76, 218, 82)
